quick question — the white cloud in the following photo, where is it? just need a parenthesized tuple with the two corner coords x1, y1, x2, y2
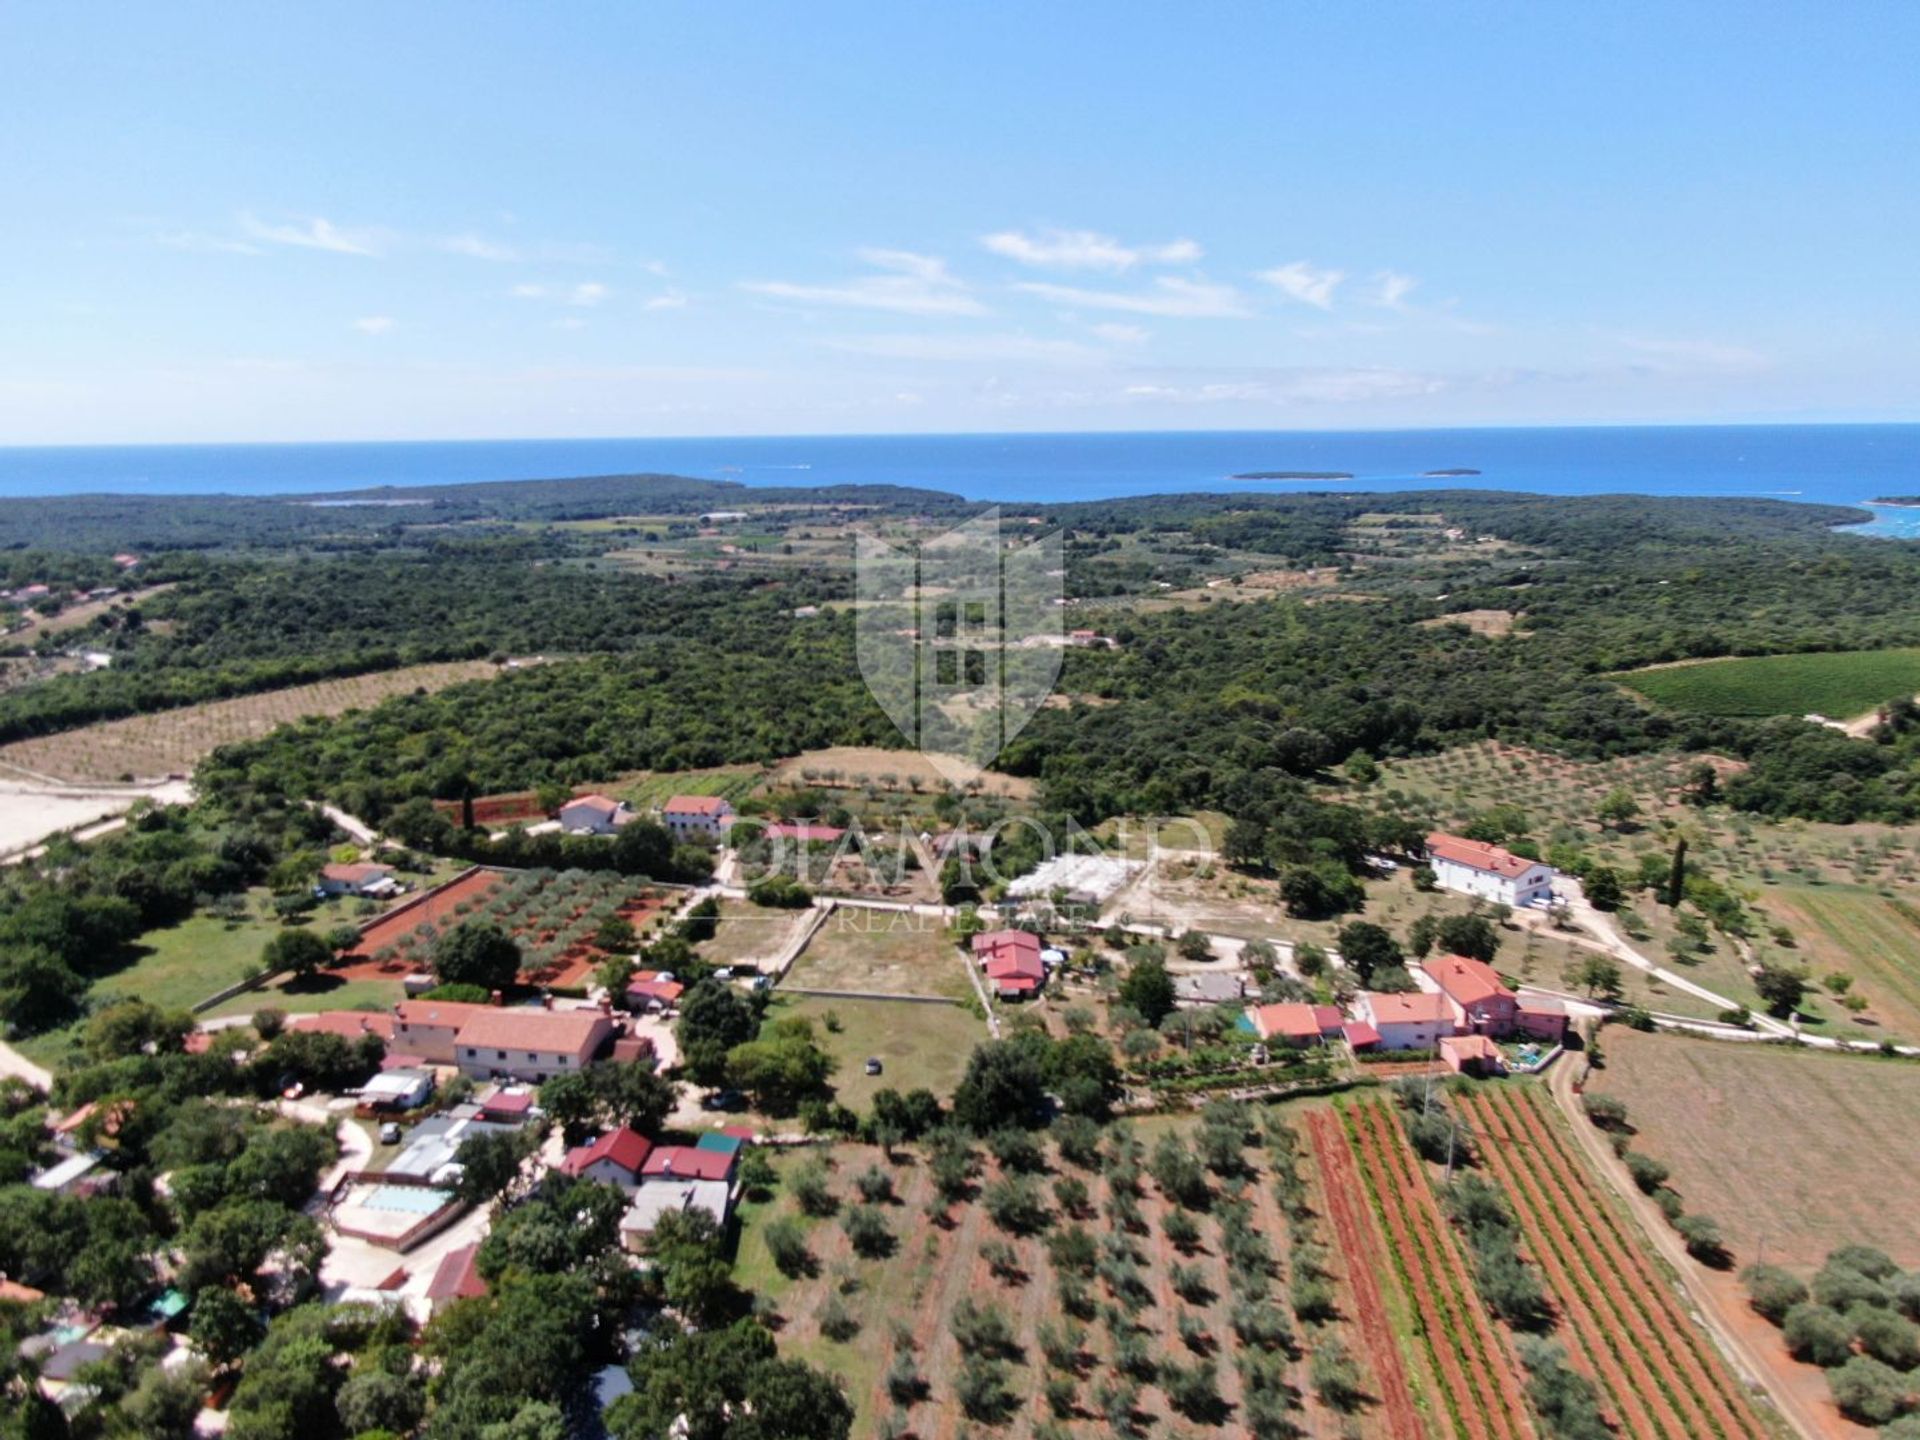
(553, 316, 588, 331)
(1089, 322, 1149, 346)
(826, 332, 1111, 366)
(643, 289, 689, 311)
(1014, 277, 1247, 318)
(156, 230, 263, 256)
(512, 281, 612, 307)
(440, 232, 520, 262)
(1372, 270, 1418, 309)
(1616, 336, 1767, 373)
(740, 249, 984, 317)
(982, 228, 1202, 272)
(1117, 366, 1445, 406)
(1259, 261, 1345, 309)
(239, 212, 383, 257)
(351, 316, 396, 335)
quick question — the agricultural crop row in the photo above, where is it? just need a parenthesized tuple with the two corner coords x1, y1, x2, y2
(1463, 1087, 1767, 1440)
(1614, 647, 1920, 720)
(1342, 1099, 1533, 1440)
(357, 866, 660, 978)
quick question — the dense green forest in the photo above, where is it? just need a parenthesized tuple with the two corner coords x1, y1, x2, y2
(0, 472, 968, 552)
(14, 483, 1920, 825)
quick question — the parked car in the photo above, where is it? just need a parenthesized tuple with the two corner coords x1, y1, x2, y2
(378, 1122, 403, 1145)
(864, 1057, 883, 1076)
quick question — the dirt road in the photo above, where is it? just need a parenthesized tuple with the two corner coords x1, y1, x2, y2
(1546, 1059, 1862, 1440)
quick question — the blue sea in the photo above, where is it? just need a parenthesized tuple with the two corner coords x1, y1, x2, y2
(3, 425, 1920, 536)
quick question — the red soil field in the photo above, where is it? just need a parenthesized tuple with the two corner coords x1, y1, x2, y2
(431, 790, 550, 826)
(1347, 1101, 1533, 1440)
(1466, 1088, 1769, 1440)
(1306, 1111, 1429, 1440)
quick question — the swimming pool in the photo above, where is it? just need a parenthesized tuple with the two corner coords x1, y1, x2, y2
(363, 1185, 452, 1215)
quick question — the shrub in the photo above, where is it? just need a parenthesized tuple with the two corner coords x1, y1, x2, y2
(1784, 1302, 1856, 1367)
(791, 1159, 838, 1217)
(818, 1292, 860, 1342)
(1816, 1259, 1891, 1311)
(1827, 1354, 1917, 1426)
(842, 1204, 894, 1259)
(1830, 1243, 1902, 1281)
(853, 1166, 895, 1204)
(1742, 1263, 1809, 1325)
(763, 1217, 813, 1278)
(982, 1175, 1051, 1235)
(1517, 1336, 1611, 1440)
(1623, 1151, 1670, 1194)
(1675, 1213, 1728, 1264)
(1855, 1307, 1920, 1371)
(1580, 1093, 1628, 1128)
(1310, 1338, 1365, 1412)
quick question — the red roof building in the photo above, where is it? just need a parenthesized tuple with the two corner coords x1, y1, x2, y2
(1357, 990, 1456, 1051)
(290, 1011, 397, 1043)
(1420, 955, 1522, 1037)
(1423, 831, 1555, 907)
(973, 930, 1045, 998)
(424, 1243, 487, 1311)
(626, 973, 685, 1010)
(1441, 1033, 1503, 1075)
(641, 1145, 738, 1183)
(1247, 1002, 1327, 1046)
(560, 1126, 655, 1185)
(1342, 1021, 1382, 1051)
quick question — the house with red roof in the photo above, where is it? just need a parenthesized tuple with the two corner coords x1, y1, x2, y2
(318, 861, 398, 897)
(625, 972, 685, 1012)
(661, 794, 734, 840)
(289, 1011, 397, 1044)
(391, 1000, 613, 1080)
(972, 929, 1046, 999)
(424, 1243, 487, 1314)
(1246, 1002, 1342, 1047)
(559, 1126, 654, 1188)
(560, 794, 636, 835)
(1424, 831, 1556, 908)
(1441, 1034, 1503, 1076)
(1356, 990, 1457, 1050)
(1420, 954, 1523, 1037)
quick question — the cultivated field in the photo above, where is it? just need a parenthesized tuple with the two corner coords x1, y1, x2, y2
(1463, 1086, 1772, 1440)
(0, 660, 498, 781)
(344, 865, 671, 988)
(732, 1113, 1395, 1440)
(783, 908, 977, 1002)
(1588, 1029, 1920, 1272)
(1613, 647, 1920, 720)
(1327, 1101, 1533, 1440)
(613, 764, 765, 811)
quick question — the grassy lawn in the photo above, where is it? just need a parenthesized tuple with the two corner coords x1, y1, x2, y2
(1590, 1028, 1920, 1273)
(1613, 646, 1920, 719)
(783, 909, 975, 1002)
(771, 995, 983, 1110)
(206, 972, 406, 1020)
(1756, 883, 1920, 1044)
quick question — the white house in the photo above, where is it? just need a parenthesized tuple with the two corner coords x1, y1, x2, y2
(1356, 990, 1457, 1051)
(318, 861, 398, 898)
(1424, 832, 1556, 908)
(559, 794, 635, 834)
(661, 794, 734, 840)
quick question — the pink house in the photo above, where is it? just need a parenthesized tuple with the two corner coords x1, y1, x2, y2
(1420, 954, 1523, 1038)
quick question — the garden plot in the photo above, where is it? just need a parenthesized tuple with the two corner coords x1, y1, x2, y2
(344, 866, 672, 989)
(782, 909, 976, 1002)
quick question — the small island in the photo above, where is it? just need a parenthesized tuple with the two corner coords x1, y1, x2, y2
(1424, 468, 1482, 477)
(1870, 497, 1920, 508)
(1231, 470, 1354, 481)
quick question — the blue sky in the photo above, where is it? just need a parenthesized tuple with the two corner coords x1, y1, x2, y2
(3, 2, 1917, 443)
